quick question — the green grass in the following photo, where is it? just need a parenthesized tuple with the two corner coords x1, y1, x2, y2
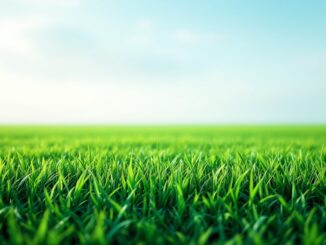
(0, 126, 325, 244)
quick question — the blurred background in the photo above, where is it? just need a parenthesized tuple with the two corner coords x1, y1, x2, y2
(0, 0, 325, 124)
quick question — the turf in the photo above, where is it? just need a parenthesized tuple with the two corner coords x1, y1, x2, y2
(0, 126, 325, 244)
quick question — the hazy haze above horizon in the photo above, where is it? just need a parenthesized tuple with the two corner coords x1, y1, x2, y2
(1, 0, 325, 124)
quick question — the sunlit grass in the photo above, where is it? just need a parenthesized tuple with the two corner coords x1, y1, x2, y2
(0, 126, 325, 244)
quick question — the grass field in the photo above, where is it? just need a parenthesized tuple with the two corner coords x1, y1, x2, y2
(0, 126, 325, 244)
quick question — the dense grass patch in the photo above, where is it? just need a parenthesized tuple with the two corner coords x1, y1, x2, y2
(0, 126, 325, 244)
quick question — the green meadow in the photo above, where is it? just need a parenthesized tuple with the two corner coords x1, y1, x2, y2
(0, 126, 325, 244)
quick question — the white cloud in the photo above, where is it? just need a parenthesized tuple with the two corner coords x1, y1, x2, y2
(0, 17, 51, 57)
(136, 19, 153, 31)
(173, 30, 197, 43)
(128, 19, 154, 45)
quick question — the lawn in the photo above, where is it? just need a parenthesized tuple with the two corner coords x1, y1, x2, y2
(0, 126, 325, 244)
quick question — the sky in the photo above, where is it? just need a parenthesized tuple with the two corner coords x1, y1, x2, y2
(0, 0, 325, 124)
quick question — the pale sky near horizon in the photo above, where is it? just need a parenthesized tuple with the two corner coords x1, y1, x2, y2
(0, 0, 325, 124)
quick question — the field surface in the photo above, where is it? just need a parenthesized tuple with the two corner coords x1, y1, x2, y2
(0, 126, 325, 244)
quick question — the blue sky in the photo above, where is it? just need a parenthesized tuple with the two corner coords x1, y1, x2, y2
(0, 0, 325, 124)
